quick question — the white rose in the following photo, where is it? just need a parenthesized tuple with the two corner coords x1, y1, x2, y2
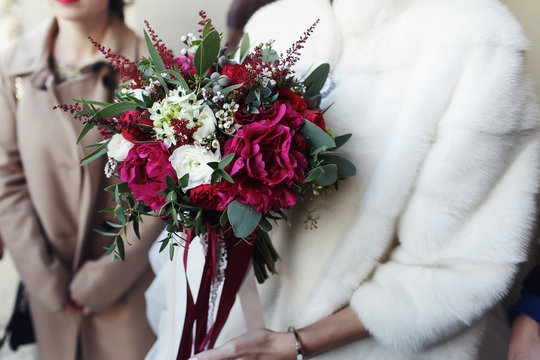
(193, 106, 217, 141)
(169, 145, 221, 190)
(107, 134, 134, 162)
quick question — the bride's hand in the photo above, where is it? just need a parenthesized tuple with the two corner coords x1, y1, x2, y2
(191, 328, 297, 360)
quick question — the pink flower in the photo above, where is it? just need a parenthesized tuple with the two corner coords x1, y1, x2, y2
(175, 55, 196, 76)
(120, 142, 176, 210)
(224, 103, 308, 213)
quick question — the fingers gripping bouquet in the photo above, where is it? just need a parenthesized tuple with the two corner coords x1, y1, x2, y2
(62, 12, 355, 359)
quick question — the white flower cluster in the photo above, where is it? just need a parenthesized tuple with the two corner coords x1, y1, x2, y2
(257, 69, 276, 88)
(180, 33, 198, 56)
(215, 101, 240, 135)
(148, 89, 217, 148)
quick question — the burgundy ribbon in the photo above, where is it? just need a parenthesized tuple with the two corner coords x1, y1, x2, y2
(177, 228, 254, 360)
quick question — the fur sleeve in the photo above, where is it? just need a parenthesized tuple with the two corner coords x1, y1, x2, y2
(350, 41, 540, 351)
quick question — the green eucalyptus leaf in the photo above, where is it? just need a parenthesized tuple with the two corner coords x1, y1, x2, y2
(299, 119, 335, 149)
(220, 210, 229, 227)
(93, 102, 139, 120)
(116, 236, 125, 260)
(178, 173, 190, 189)
(313, 164, 338, 186)
(93, 229, 118, 237)
(207, 162, 219, 170)
(261, 48, 279, 63)
(105, 221, 124, 229)
(219, 169, 234, 184)
(80, 140, 109, 166)
(115, 209, 127, 225)
(331, 133, 352, 150)
(305, 167, 323, 183)
(169, 242, 175, 261)
(194, 30, 220, 77)
(304, 63, 330, 99)
(322, 154, 357, 177)
(219, 153, 236, 169)
(159, 237, 170, 252)
(73, 98, 111, 108)
(166, 175, 177, 190)
(211, 170, 221, 186)
(166, 191, 177, 203)
(105, 182, 131, 194)
(227, 200, 262, 238)
(114, 183, 121, 204)
(77, 122, 96, 144)
(202, 20, 213, 38)
(220, 83, 243, 96)
(164, 68, 190, 91)
(239, 33, 251, 64)
(105, 243, 115, 255)
(133, 220, 140, 240)
(258, 216, 272, 232)
(144, 30, 165, 71)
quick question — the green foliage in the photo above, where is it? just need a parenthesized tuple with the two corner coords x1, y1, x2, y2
(144, 30, 165, 71)
(209, 153, 236, 186)
(252, 229, 279, 283)
(239, 33, 251, 64)
(331, 133, 352, 150)
(76, 122, 96, 145)
(312, 164, 338, 186)
(303, 63, 330, 99)
(105, 182, 132, 194)
(299, 119, 336, 149)
(80, 139, 109, 166)
(321, 154, 357, 177)
(227, 201, 262, 238)
(92, 102, 139, 120)
(194, 31, 220, 77)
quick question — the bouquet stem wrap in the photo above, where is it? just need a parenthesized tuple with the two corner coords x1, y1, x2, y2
(177, 227, 254, 360)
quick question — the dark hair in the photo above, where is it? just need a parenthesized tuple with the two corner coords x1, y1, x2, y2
(109, 0, 125, 22)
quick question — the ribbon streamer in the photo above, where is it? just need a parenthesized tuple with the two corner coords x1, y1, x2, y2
(177, 227, 254, 360)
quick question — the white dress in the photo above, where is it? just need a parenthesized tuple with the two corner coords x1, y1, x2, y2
(144, 230, 205, 360)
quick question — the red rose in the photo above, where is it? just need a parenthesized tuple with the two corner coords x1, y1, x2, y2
(119, 110, 153, 142)
(221, 64, 248, 85)
(303, 109, 326, 130)
(189, 183, 235, 211)
(278, 88, 307, 113)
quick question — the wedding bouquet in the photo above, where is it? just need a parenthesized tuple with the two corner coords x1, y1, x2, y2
(61, 12, 355, 359)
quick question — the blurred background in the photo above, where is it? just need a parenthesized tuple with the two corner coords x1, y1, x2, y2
(0, 0, 538, 359)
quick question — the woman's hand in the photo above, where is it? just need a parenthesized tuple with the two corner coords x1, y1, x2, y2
(507, 313, 540, 360)
(192, 328, 296, 360)
(193, 306, 369, 359)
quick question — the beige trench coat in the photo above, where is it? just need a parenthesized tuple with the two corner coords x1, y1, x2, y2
(0, 17, 163, 360)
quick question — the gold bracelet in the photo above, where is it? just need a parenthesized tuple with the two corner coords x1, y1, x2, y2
(288, 326, 304, 360)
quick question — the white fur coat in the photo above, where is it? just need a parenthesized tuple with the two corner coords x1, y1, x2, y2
(216, 0, 540, 359)
(144, 0, 540, 359)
